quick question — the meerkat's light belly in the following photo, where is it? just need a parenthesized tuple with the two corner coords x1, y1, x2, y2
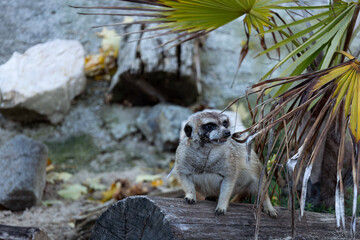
(192, 173, 223, 197)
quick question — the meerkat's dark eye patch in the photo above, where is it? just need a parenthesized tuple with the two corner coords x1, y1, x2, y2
(184, 124, 192, 138)
(202, 123, 217, 132)
(223, 120, 229, 128)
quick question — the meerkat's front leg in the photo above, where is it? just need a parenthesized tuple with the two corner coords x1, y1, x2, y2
(262, 194, 278, 217)
(178, 173, 196, 204)
(215, 177, 236, 215)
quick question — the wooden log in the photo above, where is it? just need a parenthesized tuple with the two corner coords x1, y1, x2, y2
(0, 224, 50, 240)
(91, 196, 359, 240)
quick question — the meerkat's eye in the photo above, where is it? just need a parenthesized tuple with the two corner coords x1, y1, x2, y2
(202, 123, 217, 131)
(223, 120, 229, 128)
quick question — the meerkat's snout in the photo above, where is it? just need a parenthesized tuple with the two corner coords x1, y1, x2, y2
(209, 127, 231, 144)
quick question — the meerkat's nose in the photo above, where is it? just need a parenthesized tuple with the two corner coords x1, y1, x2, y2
(224, 130, 231, 137)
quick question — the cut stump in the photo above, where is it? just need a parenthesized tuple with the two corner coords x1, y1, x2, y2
(91, 196, 359, 240)
(0, 224, 50, 240)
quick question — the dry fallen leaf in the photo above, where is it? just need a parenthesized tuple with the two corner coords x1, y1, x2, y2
(57, 184, 87, 200)
(84, 177, 107, 191)
(101, 179, 151, 203)
(84, 27, 121, 81)
(47, 172, 73, 184)
(151, 179, 163, 187)
(135, 174, 163, 183)
(101, 181, 122, 203)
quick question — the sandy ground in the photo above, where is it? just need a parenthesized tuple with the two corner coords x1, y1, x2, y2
(0, 167, 149, 240)
(0, 200, 95, 240)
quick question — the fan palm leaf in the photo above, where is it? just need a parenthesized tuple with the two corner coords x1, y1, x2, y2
(229, 52, 360, 238)
(71, 0, 294, 77)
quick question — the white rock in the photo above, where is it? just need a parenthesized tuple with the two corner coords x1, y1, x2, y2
(0, 39, 86, 124)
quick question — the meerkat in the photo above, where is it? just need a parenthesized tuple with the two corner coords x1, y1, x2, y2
(173, 111, 277, 217)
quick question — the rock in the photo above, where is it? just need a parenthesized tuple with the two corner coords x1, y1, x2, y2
(0, 39, 86, 124)
(101, 105, 143, 140)
(109, 22, 200, 107)
(136, 104, 192, 151)
(110, 71, 199, 107)
(0, 0, 123, 65)
(199, 20, 274, 108)
(45, 134, 100, 172)
(0, 135, 48, 211)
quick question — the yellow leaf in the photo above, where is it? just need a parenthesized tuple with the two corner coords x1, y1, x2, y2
(96, 28, 121, 54)
(337, 51, 360, 64)
(101, 182, 121, 203)
(332, 69, 353, 98)
(151, 179, 163, 187)
(344, 73, 356, 117)
(332, 69, 354, 114)
(313, 65, 351, 91)
(350, 74, 359, 142)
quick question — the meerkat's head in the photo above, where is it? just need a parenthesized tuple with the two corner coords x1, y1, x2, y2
(184, 111, 231, 146)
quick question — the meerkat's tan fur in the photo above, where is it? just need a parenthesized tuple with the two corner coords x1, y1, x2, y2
(174, 111, 277, 216)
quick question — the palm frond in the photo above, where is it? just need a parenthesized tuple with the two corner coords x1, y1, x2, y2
(72, 0, 295, 80)
(73, 0, 290, 42)
(260, 2, 357, 92)
(230, 55, 360, 237)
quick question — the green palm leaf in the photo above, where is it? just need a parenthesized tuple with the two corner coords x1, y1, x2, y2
(261, 2, 355, 82)
(73, 0, 293, 43)
(312, 52, 360, 143)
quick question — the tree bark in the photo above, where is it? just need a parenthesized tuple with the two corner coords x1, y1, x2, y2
(91, 196, 359, 240)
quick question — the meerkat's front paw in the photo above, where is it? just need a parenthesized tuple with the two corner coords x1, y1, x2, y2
(263, 206, 278, 218)
(266, 208, 278, 218)
(215, 207, 226, 216)
(184, 197, 196, 204)
(263, 196, 278, 217)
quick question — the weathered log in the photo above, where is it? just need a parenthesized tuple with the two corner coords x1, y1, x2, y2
(91, 196, 359, 239)
(0, 224, 50, 240)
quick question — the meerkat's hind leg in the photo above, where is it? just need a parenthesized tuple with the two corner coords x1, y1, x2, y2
(248, 178, 278, 217)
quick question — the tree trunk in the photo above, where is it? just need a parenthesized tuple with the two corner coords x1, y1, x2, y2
(91, 196, 359, 240)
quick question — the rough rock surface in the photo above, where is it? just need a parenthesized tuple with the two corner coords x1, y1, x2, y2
(0, 39, 86, 124)
(136, 104, 193, 151)
(0, 0, 121, 65)
(0, 135, 48, 211)
(101, 105, 144, 140)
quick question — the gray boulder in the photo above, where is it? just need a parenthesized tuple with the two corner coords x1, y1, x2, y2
(0, 135, 48, 211)
(101, 105, 144, 141)
(136, 104, 192, 151)
(0, 39, 86, 124)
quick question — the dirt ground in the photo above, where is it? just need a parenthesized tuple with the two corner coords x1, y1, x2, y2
(0, 167, 150, 240)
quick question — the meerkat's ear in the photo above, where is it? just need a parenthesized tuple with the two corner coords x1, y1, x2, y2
(184, 124, 192, 138)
